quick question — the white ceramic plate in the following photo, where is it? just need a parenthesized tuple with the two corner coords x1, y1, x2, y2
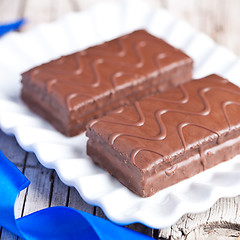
(1, 0, 240, 229)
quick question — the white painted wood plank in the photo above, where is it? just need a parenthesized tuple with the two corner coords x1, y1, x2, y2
(70, 0, 81, 11)
(95, 207, 155, 238)
(127, 223, 154, 239)
(67, 187, 94, 214)
(49, 171, 69, 207)
(161, 0, 240, 56)
(186, 224, 240, 240)
(21, 0, 52, 31)
(21, 154, 52, 216)
(0, 230, 17, 240)
(0, 130, 26, 165)
(95, 207, 107, 220)
(24, 153, 41, 168)
(50, 0, 75, 20)
(0, 0, 22, 22)
(160, 196, 240, 239)
(73, 0, 161, 11)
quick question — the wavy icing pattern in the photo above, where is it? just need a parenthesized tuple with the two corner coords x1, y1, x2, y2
(28, 30, 186, 110)
(90, 75, 240, 167)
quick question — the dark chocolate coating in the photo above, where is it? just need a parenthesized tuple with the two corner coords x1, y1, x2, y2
(21, 29, 193, 136)
(87, 75, 240, 197)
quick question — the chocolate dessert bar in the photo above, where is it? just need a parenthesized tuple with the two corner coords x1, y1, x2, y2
(21, 30, 193, 136)
(87, 74, 240, 197)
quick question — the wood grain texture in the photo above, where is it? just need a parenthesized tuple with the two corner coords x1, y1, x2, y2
(1, 0, 240, 239)
(161, 0, 240, 57)
(0, 0, 23, 22)
(159, 196, 240, 239)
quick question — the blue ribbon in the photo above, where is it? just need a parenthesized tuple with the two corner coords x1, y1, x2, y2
(0, 151, 153, 239)
(0, 19, 25, 37)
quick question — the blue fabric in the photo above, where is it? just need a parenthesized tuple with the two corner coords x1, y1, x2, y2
(0, 19, 25, 37)
(0, 151, 153, 240)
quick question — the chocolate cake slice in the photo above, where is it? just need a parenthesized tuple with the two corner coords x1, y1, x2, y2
(87, 74, 240, 197)
(21, 30, 193, 136)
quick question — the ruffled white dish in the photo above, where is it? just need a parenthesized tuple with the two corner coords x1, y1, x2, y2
(1, 0, 240, 229)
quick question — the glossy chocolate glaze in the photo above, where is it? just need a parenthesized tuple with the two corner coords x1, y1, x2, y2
(21, 29, 193, 136)
(87, 75, 240, 197)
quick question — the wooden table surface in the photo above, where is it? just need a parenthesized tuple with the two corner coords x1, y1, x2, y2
(1, 0, 240, 239)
